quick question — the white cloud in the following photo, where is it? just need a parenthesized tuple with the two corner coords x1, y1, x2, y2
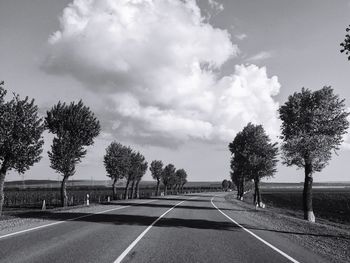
(208, 0, 224, 12)
(235, 33, 247, 40)
(44, 0, 281, 147)
(247, 51, 273, 62)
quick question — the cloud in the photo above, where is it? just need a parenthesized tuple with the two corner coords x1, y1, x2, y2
(235, 33, 247, 40)
(246, 51, 273, 62)
(44, 0, 281, 147)
(208, 0, 224, 12)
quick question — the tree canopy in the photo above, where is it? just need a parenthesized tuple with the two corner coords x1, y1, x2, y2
(279, 87, 349, 172)
(104, 142, 132, 182)
(340, 24, 350, 60)
(0, 82, 45, 213)
(46, 100, 100, 177)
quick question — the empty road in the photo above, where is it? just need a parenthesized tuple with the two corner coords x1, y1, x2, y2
(0, 193, 328, 263)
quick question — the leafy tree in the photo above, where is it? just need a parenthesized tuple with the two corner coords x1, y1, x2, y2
(124, 151, 146, 199)
(279, 87, 349, 222)
(46, 100, 100, 207)
(221, 179, 229, 191)
(150, 160, 163, 196)
(180, 177, 187, 193)
(134, 159, 148, 199)
(0, 82, 45, 214)
(227, 180, 233, 190)
(175, 169, 187, 193)
(229, 123, 278, 205)
(340, 24, 350, 60)
(162, 164, 176, 195)
(104, 142, 132, 199)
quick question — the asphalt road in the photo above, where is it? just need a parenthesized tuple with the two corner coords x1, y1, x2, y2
(0, 193, 329, 263)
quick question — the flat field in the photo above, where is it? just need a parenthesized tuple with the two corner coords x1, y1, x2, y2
(3, 180, 222, 210)
(260, 187, 350, 224)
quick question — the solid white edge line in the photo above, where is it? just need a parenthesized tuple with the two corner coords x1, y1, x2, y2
(113, 197, 196, 263)
(0, 199, 156, 240)
(211, 196, 300, 263)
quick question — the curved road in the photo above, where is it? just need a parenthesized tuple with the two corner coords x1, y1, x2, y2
(0, 193, 328, 263)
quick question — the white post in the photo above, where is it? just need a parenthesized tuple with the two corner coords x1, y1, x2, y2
(107, 196, 110, 203)
(41, 200, 46, 211)
(86, 194, 90, 206)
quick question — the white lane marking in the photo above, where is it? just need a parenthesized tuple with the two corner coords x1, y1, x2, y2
(211, 196, 300, 263)
(114, 197, 195, 263)
(0, 199, 156, 240)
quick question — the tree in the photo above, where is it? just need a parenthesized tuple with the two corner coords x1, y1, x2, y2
(180, 178, 187, 193)
(175, 169, 187, 193)
(134, 160, 148, 199)
(340, 24, 350, 60)
(46, 100, 100, 207)
(104, 142, 132, 199)
(227, 180, 233, 190)
(150, 160, 163, 196)
(279, 87, 349, 222)
(124, 151, 146, 199)
(0, 83, 45, 214)
(230, 158, 245, 200)
(229, 123, 278, 205)
(221, 179, 229, 191)
(162, 164, 176, 195)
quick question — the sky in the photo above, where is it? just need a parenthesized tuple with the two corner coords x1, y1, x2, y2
(1, 0, 350, 183)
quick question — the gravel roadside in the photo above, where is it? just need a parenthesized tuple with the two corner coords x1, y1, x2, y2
(225, 193, 350, 263)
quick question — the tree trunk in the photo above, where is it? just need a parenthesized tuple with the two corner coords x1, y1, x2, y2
(0, 167, 7, 215)
(164, 184, 167, 195)
(240, 179, 245, 200)
(112, 178, 118, 200)
(61, 175, 69, 207)
(124, 177, 130, 200)
(253, 184, 257, 205)
(303, 163, 315, 222)
(135, 180, 140, 199)
(130, 180, 136, 199)
(156, 180, 160, 196)
(255, 179, 262, 207)
(238, 180, 241, 199)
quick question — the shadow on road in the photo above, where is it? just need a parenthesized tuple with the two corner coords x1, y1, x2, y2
(12, 210, 350, 240)
(100, 202, 234, 211)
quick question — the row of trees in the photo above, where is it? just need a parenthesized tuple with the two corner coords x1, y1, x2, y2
(0, 82, 101, 213)
(228, 86, 349, 222)
(103, 142, 188, 200)
(0, 82, 188, 214)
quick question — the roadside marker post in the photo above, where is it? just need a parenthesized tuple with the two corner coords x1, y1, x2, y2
(86, 194, 89, 206)
(41, 200, 46, 211)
